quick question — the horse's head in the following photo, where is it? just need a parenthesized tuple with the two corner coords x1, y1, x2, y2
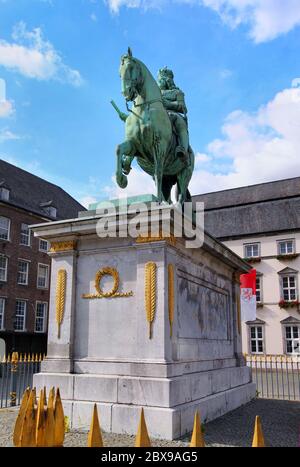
(120, 48, 144, 102)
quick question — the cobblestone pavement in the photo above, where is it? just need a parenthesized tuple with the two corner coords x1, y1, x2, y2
(0, 399, 299, 447)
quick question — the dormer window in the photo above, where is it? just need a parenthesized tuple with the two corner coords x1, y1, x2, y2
(44, 206, 57, 218)
(0, 187, 10, 201)
(39, 201, 57, 219)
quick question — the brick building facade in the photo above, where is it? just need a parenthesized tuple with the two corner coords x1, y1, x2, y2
(0, 160, 85, 356)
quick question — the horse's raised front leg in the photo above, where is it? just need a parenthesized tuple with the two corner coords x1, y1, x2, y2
(116, 140, 134, 189)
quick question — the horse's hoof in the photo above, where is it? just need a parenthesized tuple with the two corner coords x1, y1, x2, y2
(117, 174, 128, 189)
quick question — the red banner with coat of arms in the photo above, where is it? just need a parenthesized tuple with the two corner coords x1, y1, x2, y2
(240, 269, 256, 321)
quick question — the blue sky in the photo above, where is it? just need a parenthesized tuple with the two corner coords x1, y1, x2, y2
(0, 0, 300, 207)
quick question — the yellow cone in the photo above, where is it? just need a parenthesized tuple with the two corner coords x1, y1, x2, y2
(43, 386, 47, 405)
(44, 387, 55, 447)
(87, 404, 104, 447)
(135, 408, 151, 447)
(252, 416, 265, 447)
(19, 389, 37, 447)
(36, 388, 47, 447)
(190, 411, 205, 447)
(54, 388, 65, 447)
(13, 388, 30, 447)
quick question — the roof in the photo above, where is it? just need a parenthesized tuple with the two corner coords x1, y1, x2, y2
(193, 176, 300, 210)
(0, 159, 86, 221)
(193, 177, 300, 240)
(245, 318, 266, 325)
(280, 316, 300, 324)
(277, 267, 298, 275)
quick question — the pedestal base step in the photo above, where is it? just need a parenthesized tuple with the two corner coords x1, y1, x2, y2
(33, 372, 255, 439)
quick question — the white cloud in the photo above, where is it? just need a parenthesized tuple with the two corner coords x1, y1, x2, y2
(190, 80, 300, 194)
(292, 78, 300, 88)
(0, 78, 14, 118)
(0, 128, 20, 142)
(75, 70, 300, 202)
(80, 195, 98, 208)
(106, 0, 167, 13)
(0, 22, 83, 86)
(105, 0, 300, 42)
(102, 81, 300, 198)
(201, 0, 300, 43)
(0, 100, 14, 118)
(195, 152, 211, 164)
(103, 166, 155, 198)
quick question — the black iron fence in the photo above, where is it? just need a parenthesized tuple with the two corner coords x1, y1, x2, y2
(246, 354, 300, 401)
(0, 352, 44, 408)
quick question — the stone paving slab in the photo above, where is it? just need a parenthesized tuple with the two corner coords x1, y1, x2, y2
(0, 399, 299, 447)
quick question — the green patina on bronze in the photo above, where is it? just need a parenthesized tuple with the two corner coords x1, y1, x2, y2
(111, 48, 195, 205)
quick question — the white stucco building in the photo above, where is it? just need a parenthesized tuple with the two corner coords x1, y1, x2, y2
(194, 177, 300, 356)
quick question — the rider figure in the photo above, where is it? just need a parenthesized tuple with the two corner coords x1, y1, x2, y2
(157, 67, 189, 165)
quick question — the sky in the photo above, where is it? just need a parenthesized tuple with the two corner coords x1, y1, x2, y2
(0, 0, 300, 207)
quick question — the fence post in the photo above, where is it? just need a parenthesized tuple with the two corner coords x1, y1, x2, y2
(10, 352, 19, 407)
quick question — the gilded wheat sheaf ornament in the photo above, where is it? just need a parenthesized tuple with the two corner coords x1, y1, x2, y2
(168, 264, 175, 338)
(145, 262, 157, 339)
(56, 269, 67, 339)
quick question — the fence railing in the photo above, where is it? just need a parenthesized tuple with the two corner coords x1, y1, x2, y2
(245, 354, 300, 401)
(0, 352, 45, 409)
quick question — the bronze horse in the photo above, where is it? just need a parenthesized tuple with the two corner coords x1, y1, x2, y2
(114, 49, 194, 204)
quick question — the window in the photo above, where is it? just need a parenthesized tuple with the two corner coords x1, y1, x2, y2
(17, 260, 29, 285)
(0, 187, 10, 201)
(278, 240, 295, 256)
(14, 300, 26, 331)
(282, 275, 297, 302)
(0, 298, 5, 330)
(256, 277, 262, 303)
(44, 206, 57, 218)
(0, 216, 10, 241)
(35, 302, 47, 333)
(20, 224, 30, 246)
(284, 326, 300, 355)
(37, 264, 49, 289)
(249, 326, 264, 353)
(244, 243, 260, 258)
(0, 256, 8, 282)
(39, 239, 49, 252)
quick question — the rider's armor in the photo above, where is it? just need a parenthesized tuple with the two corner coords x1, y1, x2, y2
(158, 67, 189, 165)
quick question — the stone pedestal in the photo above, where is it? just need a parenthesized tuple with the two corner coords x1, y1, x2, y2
(32, 203, 255, 439)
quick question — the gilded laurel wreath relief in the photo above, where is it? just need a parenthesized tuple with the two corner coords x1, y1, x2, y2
(82, 267, 133, 300)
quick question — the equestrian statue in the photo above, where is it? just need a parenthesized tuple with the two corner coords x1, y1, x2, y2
(111, 48, 195, 205)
